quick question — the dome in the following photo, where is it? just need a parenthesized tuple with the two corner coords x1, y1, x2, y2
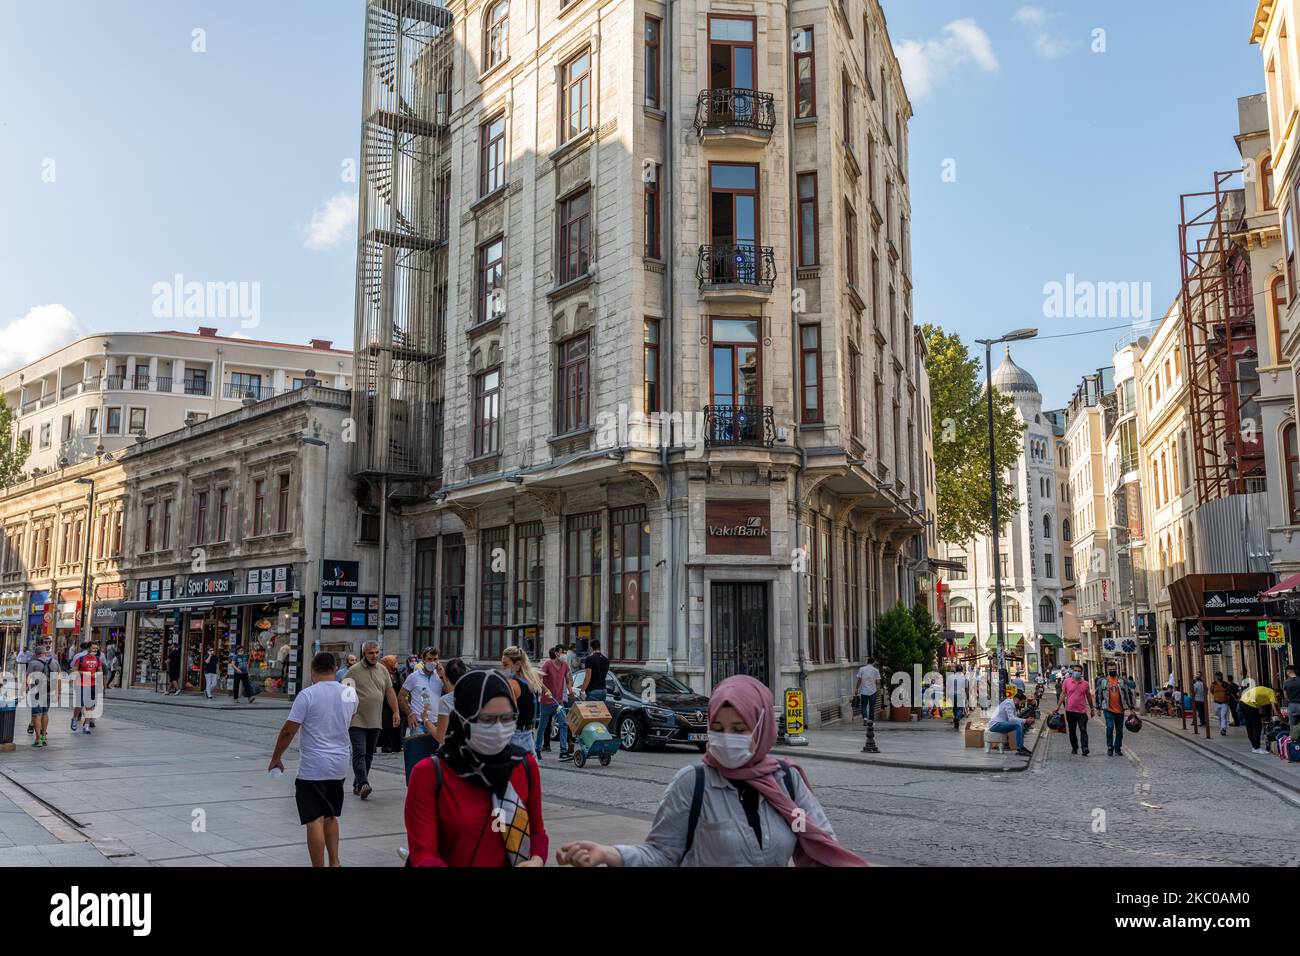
(991, 347, 1040, 396)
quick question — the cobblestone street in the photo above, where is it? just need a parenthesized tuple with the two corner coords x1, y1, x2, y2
(2, 695, 1297, 868)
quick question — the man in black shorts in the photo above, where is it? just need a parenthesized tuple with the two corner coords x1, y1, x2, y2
(269, 653, 359, 867)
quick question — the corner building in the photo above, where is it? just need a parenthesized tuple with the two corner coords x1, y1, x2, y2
(351, 0, 933, 722)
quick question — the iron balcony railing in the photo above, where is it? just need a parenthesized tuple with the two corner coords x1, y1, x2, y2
(156, 377, 173, 393)
(704, 404, 776, 448)
(20, 399, 39, 414)
(133, 375, 150, 390)
(105, 375, 126, 390)
(694, 88, 776, 136)
(224, 382, 274, 401)
(184, 378, 211, 396)
(697, 244, 777, 291)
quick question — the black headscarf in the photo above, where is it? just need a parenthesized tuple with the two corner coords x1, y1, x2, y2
(438, 669, 525, 797)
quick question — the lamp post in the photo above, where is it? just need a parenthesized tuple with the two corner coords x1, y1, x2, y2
(974, 328, 1038, 703)
(74, 478, 95, 642)
(300, 436, 329, 672)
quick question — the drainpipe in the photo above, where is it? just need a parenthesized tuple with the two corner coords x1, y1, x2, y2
(786, 0, 808, 694)
(661, 0, 679, 677)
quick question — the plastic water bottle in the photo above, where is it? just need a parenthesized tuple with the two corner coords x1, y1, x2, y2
(269, 767, 283, 779)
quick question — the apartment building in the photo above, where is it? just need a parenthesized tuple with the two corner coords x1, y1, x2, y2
(936, 351, 1064, 679)
(350, 0, 932, 718)
(1044, 406, 1078, 665)
(1063, 367, 1114, 677)
(1, 328, 352, 475)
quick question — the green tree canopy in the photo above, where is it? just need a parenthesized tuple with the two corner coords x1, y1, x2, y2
(922, 324, 1025, 545)
(0, 395, 28, 488)
(874, 603, 920, 676)
(910, 601, 941, 674)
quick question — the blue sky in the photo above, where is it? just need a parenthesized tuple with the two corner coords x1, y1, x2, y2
(0, 1, 1270, 409)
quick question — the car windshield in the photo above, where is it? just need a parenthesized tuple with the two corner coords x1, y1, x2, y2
(614, 671, 694, 696)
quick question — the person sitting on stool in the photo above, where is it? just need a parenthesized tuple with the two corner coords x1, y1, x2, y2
(988, 691, 1034, 757)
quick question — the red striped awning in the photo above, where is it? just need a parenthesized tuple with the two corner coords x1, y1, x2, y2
(1261, 572, 1300, 599)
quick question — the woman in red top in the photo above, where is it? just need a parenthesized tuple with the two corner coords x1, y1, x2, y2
(404, 669, 548, 867)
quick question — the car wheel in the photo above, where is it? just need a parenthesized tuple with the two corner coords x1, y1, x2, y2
(618, 715, 643, 752)
(549, 720, 560, 741)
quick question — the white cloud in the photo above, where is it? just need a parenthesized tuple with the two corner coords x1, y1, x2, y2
(896, 18, 999, 102)
(301, 192, 358, 250)
(0, 304, 91, 376)
(1014, 6, 1070, 60)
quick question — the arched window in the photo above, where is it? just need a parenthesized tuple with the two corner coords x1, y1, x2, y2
(485, 0, 509, 70)
(1038, 597, 1056, 623)
(1285, 423, 1300, 523)
(1262, 153, 1276, 210)
(1158, 538, 1168, 588)
(990, 598, 1021, 624)
(1177, 526, 1185, 570)
(1043, 513, 1052, 539)
(949, 597, 974, 624)
(1270, 274, 1287, 365)
(1061, 517, 1072, 542)
(1170, 442, 1179, 495)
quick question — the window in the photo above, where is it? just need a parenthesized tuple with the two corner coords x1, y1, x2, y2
(476, 237, 504, 324)
(1062, 517, 1072, 542)
(711, 318, 762, 424)
(229, 372, 262, 400)
(479, 526, 509, 661)
(1286, 423, 1300, 523)
(841, 71, 853, 149)
(127, 407, 146, 435)
(990, 597, 1020, 624)
(144, 504, 155, 552)
(39, 422, 51, 448)
(440, 535, 467, 657)
(1270, 274, 1287, 361)
(484, 0, 508, 71)
(194, 491, 209, 545)
(709, 16, 756, 91)
(1263, 153, 1276, 209)
(949, 598, 974, 624)
(216, 488, 229, 542)
(1286, 202, 1296, 299)
(253, 479, 266, 536)
(707, 163, 760, 281)
(797, 325, 823, 424)
(1064, 555, 1074, 582)
(610, 505, 650, 661)
(558, 189, 591, 284)
(1044, 553, 1054, 578)
(644, 319, 660, 415)
(60, 414, 72, 442)
(276, 473, 290, 533)
(794, 27, 815, 118)
(413, 539, 438, 652)
(804, 514, 834, 663)
(873, 375, 883, 462)
(560, 49, 591, 143)
(480, 114, 506, 196)
(1039, 597, 1057, 623)
(797, 172, 819, 267)
(515, 521, 545, 631)
(848, 343, 861, 437)
(847, 530, 861, 661)
(557, 334, 591, 434)
(644, 17, 661, 109)
(870, 253, 880, 326)
(185, 369, 209, 395)
(565, 512, 602, 636)
(844, 201, 859, 287)
(360, 511, 380, 544)
(644, 165, 660, 258)
(95, 512, 108, 559)
(474, 368, 502, 457)
(161, 499, 172, 549)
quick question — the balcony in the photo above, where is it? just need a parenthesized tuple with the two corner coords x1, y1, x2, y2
(704, 404, 776, 448)
(694, 89, 776, 144)
(184, 378, 212, 396)
(156, 377, 173, 394)
(20, 399, 39, 415)
(696, 244, 776, 301)
(105, 375, 126, 390)
(223, 383, 276, 401)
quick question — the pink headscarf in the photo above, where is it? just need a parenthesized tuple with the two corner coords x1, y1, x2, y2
(703, 675, 867, 867)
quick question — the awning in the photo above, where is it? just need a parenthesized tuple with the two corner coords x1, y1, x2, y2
(118, 591, 301, 613)
(1039, 634, 1063, 648)
(953, 634, 975, 647)
(1261, 572, 1300, 599)
(984, 632, 1023, 649)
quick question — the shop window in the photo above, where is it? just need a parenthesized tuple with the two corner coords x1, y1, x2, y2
(565, 512, 602, 638)
(413, 539, 438, 652)
(609, 506, 650, 662)
(479, 526, 509, 662)
(515, 521, 545, 636)
(440, 534, 466, 657)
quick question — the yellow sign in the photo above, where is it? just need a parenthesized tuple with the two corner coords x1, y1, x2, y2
(784, 688, 806, 735)
(577, 625, 591, 639)
(1265, 622, 1286, 646)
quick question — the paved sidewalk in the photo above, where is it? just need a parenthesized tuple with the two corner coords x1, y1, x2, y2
(1144, 714, 1300, 795)
(104, 686, 293, 711)
(0, 703, 650, 866)
(772, 711, 1035, 772)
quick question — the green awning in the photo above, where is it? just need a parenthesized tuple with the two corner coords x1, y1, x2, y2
(953, 634, 975, 647)
(985, 632, 1024, 649)
(1039, 634, 1063, 648)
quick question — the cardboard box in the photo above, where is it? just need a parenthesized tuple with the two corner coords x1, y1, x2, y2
(566, 701, 611, 736)
(963, 720, 986, 749)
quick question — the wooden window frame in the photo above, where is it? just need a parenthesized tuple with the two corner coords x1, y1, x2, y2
(476, 236, 504, 325)
(556, 333, 591, 435)
(709, 317, 763, 409)
(474, 367, 502, 457)
(1286, 423, 1300, 524)
(643, 319, 660, 415)
(644, 166, 661, 259)
(252, 479, 266, 536)
(800, 324, 822, 424)
(609, 505, 650, 662)
(480, 113, 506, 196)
(276, 472, 290, 534)
(844, 200, 859, 288)
(560, 47, 592, 144)
(707, 15, 758, 91)
(644, 16, 661, 109)
(797, 172, 819, 267)
(558, 188, 591, 285)
(485, 0, 508, 71)
(794, 26, 815, 118)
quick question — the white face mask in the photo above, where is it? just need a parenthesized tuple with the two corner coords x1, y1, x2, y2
(707, 730, 756, 769)
(466, 719, 516, 756)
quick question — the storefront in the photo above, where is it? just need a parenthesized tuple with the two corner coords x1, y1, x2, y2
(0, 589, 24, 671)
(90, 583, 128, 665)
(123, 577, 177, 689)
(52, 588, 84, 663)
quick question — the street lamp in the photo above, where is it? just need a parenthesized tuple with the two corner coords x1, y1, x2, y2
(74, 477, 95, 643)
(973, 328, 1038, 702)
(301, 436, 329, 671)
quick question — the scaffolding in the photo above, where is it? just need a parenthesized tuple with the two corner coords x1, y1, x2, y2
(351, 0, 453, 482)
(1176, 171, 1259, 505)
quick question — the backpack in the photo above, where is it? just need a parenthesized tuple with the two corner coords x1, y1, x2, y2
(1278, 735, 1293, 762)
(683, 760, 798, 856)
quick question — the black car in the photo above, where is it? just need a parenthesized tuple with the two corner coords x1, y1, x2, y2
(560, 668, 711, 752)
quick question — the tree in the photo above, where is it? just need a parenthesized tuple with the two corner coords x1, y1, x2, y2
(874, 603, 920, 679)
(922, 324, 1025, 545)
(0, 395, 28, 488)
(910, 601, 941, 674)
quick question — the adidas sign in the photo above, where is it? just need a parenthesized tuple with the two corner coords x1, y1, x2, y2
(1204, 593, 1227, 610)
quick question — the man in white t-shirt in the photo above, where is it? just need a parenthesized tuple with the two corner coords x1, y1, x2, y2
(269, 652, 359, 868)
(399, 648, 443, 733)
(855, 657, 882, 724)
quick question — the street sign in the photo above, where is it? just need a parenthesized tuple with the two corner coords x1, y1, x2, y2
(784, 688, 806, 736)
(1261, 622, 1285, 645)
